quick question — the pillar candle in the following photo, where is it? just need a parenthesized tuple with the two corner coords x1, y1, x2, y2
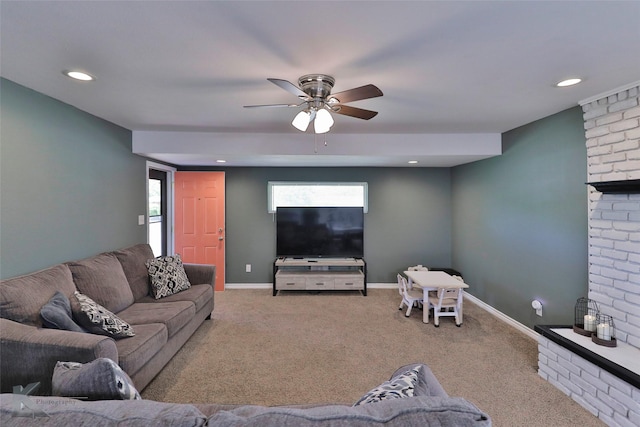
(597, 323, 611, 340)
(584, 314, 596, 332)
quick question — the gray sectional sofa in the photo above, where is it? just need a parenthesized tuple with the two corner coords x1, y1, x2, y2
(0, 363, 491, 426)
(0, 244, 215, 395)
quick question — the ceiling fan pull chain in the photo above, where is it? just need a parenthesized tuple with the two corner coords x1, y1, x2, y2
(314, 133, 318, 154)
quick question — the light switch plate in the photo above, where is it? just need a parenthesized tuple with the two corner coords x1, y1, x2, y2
(138, 215, 145, 225)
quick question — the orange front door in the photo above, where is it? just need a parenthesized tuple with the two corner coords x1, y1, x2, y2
(175, 172, 225, 291)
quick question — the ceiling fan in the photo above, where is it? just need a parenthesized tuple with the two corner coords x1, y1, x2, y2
(244, 74, 383, 133)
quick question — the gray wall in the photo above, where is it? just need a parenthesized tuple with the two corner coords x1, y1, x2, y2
(451, 107, 588, 327)
(0, 78, 147, 278)
(191, 167, 452, 283)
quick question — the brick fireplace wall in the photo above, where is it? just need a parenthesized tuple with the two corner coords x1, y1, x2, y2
(536, 83, 640, 427)
(583, 82, 640, 349)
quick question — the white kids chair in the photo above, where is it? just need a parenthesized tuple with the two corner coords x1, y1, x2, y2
(397, 273, 424, 317)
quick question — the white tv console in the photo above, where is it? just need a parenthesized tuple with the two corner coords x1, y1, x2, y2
(273, 257, 367, 296)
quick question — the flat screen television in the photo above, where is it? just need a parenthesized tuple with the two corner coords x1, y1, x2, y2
(276, 207, 364, 258)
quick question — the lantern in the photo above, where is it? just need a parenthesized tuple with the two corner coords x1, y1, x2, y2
(573, 297, 599, 337)
(592, 313, 617, 347)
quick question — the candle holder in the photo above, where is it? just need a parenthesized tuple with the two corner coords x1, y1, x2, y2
(573, 297, 599, 336)
(592, 314, 617, 347)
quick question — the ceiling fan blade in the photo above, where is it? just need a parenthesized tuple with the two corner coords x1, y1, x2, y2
(267, 78, 309, 99)
(328, 84, 383, 104)
(331, 105, 378, 120)
(244, 103, 303, 108)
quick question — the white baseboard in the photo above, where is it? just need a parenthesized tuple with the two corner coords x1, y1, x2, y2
(366, 283, 397, 289)
(463, 292, 539, 340)
(225, 283, 272, 289)
(225, 282, 397, 290)
(223, 282, 539, 340)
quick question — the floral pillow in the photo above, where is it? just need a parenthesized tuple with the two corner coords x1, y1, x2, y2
(145, 254, 191, 299)
(73, 291, 135, 339)
(353, 366, 421, 406)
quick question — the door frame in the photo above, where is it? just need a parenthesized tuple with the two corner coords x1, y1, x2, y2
(146, 161, 176, 255)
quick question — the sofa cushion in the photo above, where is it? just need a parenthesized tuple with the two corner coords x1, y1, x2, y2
(73, 292, 135, 339)
(205, 396, 491, 426)
(0, 264, 77, 327)
(390, 363, 448, 398)
(353, 366, 421, 406)
(0, 395, 208, 426)
(67, 253, 135, 313)
(136, 284, 212, 314)
(146, 254, 191, 299)
(52, 358, 141, 400)
(112, 244, 156, 301)
(117, 301, 195, 338)
(115, 323, 168, 376)
(40, 291, 86, 333)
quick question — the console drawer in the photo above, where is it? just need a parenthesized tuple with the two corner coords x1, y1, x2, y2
(275, 272, 306, 290)
(305, 276, 335, 290)
(334, 273, 364, 290)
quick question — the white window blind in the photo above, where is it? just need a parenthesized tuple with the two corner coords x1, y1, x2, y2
(268, 182, 368, 213)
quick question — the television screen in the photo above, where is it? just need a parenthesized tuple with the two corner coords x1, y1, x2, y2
(276, 207, 364, 258)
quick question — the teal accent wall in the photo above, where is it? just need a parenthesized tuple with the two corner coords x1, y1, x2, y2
(185, 167, 452, 283)
(451, 107, 588, 327)
(0, 78, 147, 278)
(1, 76, 589, 332)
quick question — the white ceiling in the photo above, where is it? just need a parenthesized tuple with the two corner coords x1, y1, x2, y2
(2, 1, 639, 167)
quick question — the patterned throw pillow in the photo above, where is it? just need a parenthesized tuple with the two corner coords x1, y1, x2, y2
(73, 291, 135, 339)
(353, 366, 421, 406)
(52, 358, 141, 400)
(145, 254, 191, 299)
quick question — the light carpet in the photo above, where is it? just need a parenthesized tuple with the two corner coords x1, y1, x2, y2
(141, 289, 604, 426)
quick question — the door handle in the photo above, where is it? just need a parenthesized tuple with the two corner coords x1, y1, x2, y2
(218, 236, 224, 241)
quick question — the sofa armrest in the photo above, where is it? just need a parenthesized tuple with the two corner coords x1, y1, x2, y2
(183, 263, 215, 289)
(391, 363, 449, 398)
(0, 318, 118, 395)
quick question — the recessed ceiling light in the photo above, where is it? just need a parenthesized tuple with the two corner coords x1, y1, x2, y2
(216, 160, 227, 163)
(63, 70, 95, 81)
(408, 160, 418, 164)
(556, 78, 582, 87)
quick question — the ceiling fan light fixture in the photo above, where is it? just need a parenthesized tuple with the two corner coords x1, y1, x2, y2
(292, 110, 311, 132)
(314, 108, 334, 134)
(248, 74, 382, 133)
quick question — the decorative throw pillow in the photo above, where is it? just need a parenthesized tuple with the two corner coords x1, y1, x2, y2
(353, 366, 421, 406)
(40, 291, 86, 333)
(145, 254, 191, 299)
(73, 291, 135, 339)
(52, 358, 141, 400)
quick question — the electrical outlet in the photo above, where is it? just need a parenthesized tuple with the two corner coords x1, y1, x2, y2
(245, 264, 251, 273)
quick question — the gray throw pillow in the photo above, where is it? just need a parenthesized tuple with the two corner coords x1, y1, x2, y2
(146, 254, 191, 299)
(40, 291, 86, 333)
(52, 358, 141, 400)
(73, 291, 135, 339)
(353, 366, 421, 406)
